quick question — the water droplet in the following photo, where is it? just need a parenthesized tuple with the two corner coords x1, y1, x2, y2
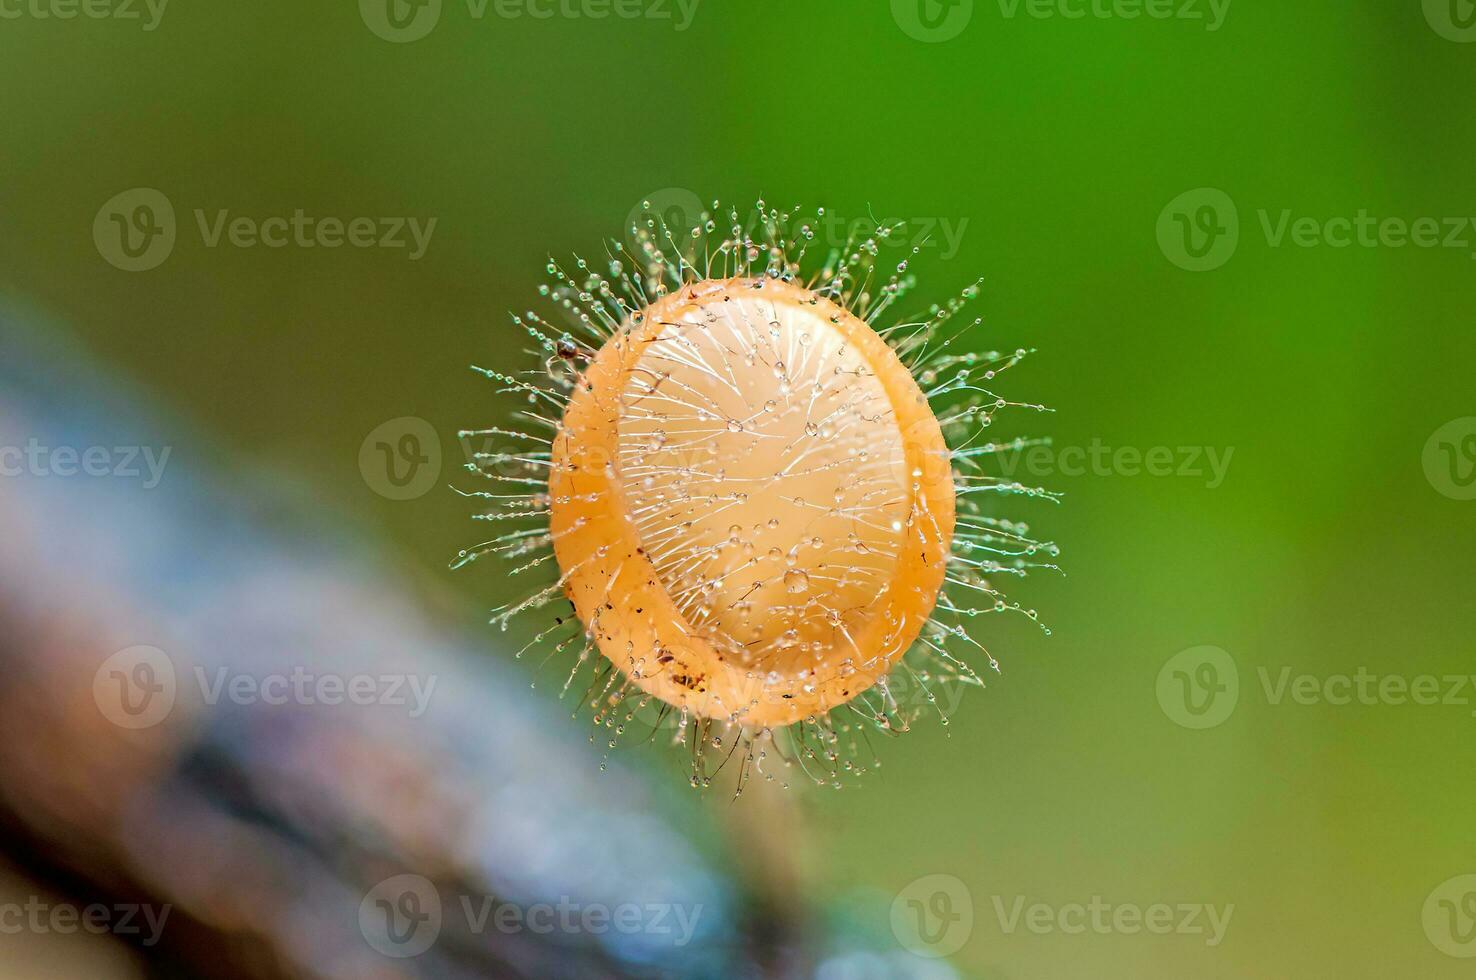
(784, 569, 810, 594)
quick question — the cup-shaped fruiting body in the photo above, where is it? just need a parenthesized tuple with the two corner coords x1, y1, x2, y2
(549, 276, 955, 729)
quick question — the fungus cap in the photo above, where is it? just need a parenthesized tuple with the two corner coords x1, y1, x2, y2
(549, 276, 955, 728)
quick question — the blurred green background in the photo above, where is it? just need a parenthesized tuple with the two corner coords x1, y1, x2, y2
(4, 2, 1475, 976)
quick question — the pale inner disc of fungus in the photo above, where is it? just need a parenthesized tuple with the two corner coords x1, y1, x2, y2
(617, 286, 907, 675)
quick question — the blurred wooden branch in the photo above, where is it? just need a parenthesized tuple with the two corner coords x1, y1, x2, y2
(0, 315, 832, 979)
